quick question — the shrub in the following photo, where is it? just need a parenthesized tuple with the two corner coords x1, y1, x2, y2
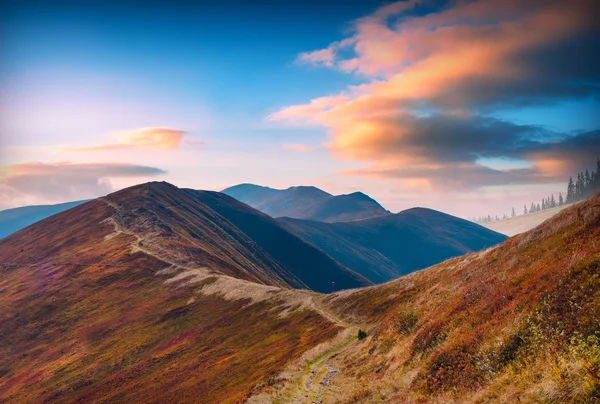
(357, 329, 368, 340)
(411, 321, 447, 356)
(395, 310, 418, 335)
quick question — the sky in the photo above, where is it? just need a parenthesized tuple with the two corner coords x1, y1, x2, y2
(1, 0, 599, 218)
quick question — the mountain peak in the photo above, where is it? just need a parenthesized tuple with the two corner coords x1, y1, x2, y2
(222, 183, 389, 222)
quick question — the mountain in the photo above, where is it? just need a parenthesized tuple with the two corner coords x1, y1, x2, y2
(0, 182, 347, 403)
(222, 183, 391, 222)
(279, 207, 508, 283)
(5, 182, 369, 293)
(0, 200, 89, 239)
(182, 188, 371, 292)
(1, 183, 597, 403)
(250, 194, 600, 403)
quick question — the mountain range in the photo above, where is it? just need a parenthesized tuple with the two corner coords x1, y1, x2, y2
(1, 182, 597, 403)
(221, 183, 391, 222)
(278, 208, 507, 283)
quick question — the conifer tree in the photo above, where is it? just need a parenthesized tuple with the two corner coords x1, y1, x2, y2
(511, 207, 516, 217)
(585, 169, 591, 197)
(523, 205, 528, 215)
(567, 176, 575, 202)
(559, 192, 564, 206)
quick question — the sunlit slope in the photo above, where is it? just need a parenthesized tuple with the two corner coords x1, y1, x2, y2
(315, 195, 600, 402)
(0, 183, 344, 403)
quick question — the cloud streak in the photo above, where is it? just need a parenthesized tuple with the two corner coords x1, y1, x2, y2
(282, 143, 319, 152)
(271, 0, 600, 190)
(0, 162, 166, 209)
(68, 127, 186, 152)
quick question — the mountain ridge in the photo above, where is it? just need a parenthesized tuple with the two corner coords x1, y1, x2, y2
(222, 183, 391, 222)
(278, 206, 507, 283)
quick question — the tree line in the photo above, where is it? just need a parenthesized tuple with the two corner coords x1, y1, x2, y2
(471, 159, 600, 224)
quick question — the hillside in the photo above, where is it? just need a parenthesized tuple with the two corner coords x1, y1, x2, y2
(2, 182, 597, 403)
(251, 195, 600, 403)
(0, 200, 88, 239)
(483, 203, 571, 236)
(0, 182, 361, 403)
(279, 207, 507, 283)
(183, 189, 371, 292)
(222, 183, 390, 222)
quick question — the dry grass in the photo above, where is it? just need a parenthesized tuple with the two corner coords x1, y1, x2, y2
(318, 194, 600, 403)
(0, 186, 342, 404)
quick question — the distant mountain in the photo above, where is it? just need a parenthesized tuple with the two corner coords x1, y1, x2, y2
(222, 183, 390, 222)
(0, 200, 89, 239)
(279, 207, 507, 283)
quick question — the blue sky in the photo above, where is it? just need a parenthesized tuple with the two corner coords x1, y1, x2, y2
(1, 0, 599, 217)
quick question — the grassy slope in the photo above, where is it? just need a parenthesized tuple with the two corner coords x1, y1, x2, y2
(279, 208, 507, 284)
(317, 194, 600, 403)
(0, 185, 341, 403)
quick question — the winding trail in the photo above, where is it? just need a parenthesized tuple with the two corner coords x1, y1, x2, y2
(98, 197, 212, 274)
(248, 293, 363, 404)
(99, 196, 361, 403)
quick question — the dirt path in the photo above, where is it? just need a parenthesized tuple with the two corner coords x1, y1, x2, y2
(98, 197, 211, 275)
(99, 197, 360, 404)
(248, 301, 362, 404)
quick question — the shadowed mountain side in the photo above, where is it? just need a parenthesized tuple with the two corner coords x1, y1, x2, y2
(222, 183, 390, 222)
(279, 208, 507, 283)
(0, 193, 342, 403)
(0, 200, 89, 239)
(184, 189, 372, 292)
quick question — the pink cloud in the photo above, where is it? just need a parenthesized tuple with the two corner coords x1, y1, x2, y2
(68, 127, 186, 152)
(0, 161, 166, 209)
(282, 144, 319, 152)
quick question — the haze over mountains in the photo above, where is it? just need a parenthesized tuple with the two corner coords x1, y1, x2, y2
(279, 208, 507, 283)
(222, 183, 391, 222)
(1, 181, 598, 403)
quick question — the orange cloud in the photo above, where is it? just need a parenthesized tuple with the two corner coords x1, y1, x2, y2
(69, 127, 185, 152)
(270, 0, 599, 189)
